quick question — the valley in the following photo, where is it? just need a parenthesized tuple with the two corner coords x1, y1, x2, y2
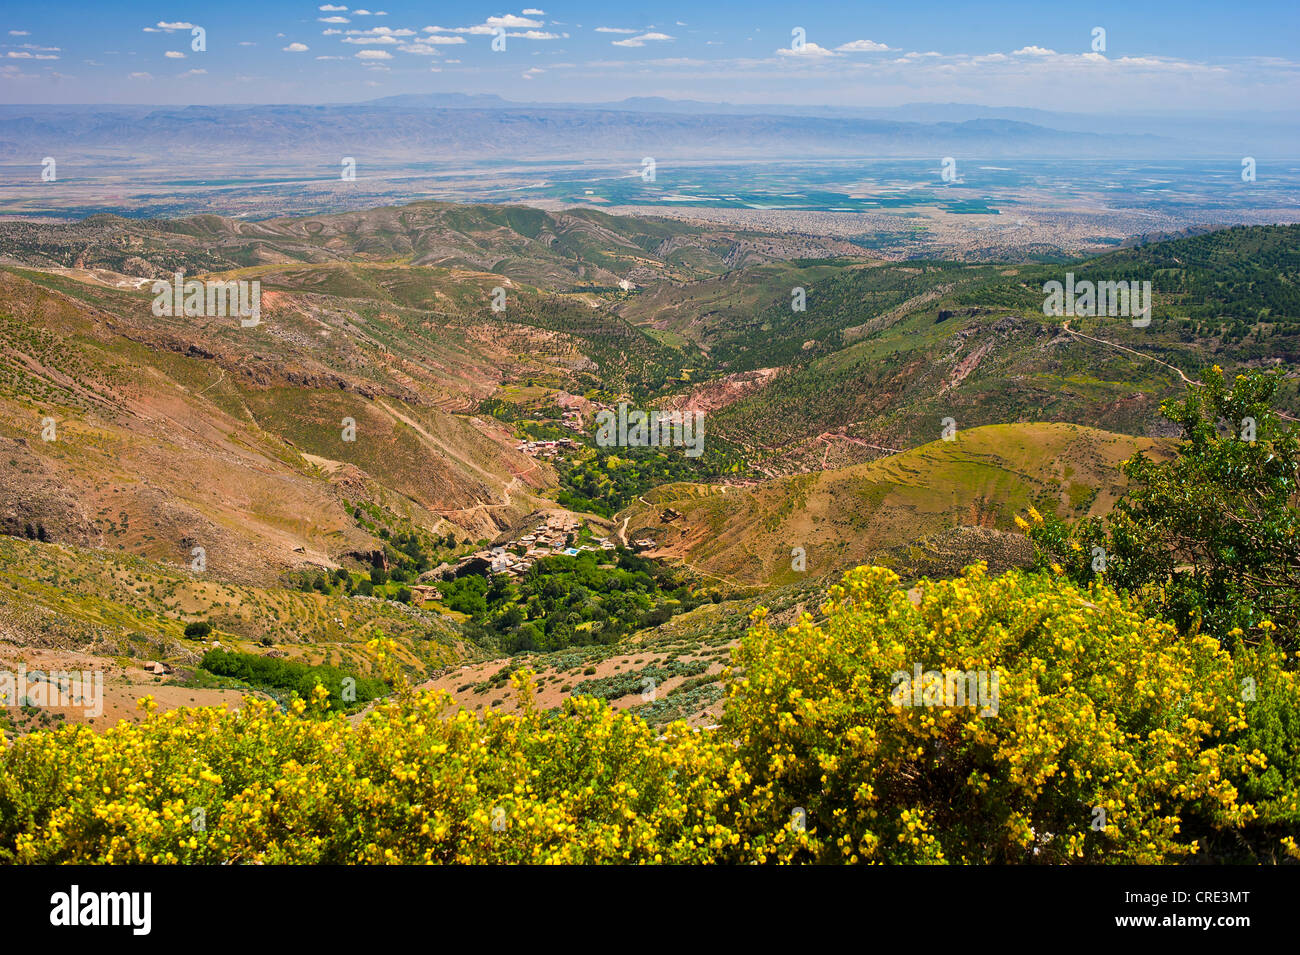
(1, 202, 1296, 733)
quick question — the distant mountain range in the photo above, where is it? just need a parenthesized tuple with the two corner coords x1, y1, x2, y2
(6, 96, 1293, 162)
(370, 92, 1299, 133)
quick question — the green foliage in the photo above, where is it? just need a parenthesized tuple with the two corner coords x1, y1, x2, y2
(556, 445, 741, 516)
(444, 550, 702, 653)
(199, 649, 385, 712)
(1029, 368, 1300, 645)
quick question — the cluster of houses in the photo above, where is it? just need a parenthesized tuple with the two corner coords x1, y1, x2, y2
(515, 437, 579, 458)
(429, 512, 620, 582)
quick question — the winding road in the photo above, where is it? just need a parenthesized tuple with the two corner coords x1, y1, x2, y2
(1060, 320, 1198, 386)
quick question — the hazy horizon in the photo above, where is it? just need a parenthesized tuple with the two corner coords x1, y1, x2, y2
(3, 1, 1298, 111)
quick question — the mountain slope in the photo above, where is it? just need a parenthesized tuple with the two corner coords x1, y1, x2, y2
(0, 201, 861, 288)
(622, 422, 1160, 586)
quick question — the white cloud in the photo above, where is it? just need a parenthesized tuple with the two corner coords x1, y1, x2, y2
(522, 66, 543, 79)
(426, 24, 494, 35)
(424, 17, 544, 35)
(154, 21, 195, 31)
(355, 48, 392, 59)
(836, 39, 891, 52)
(417, 32, 468, 44)
(487, 15, 543, 28)
(343, 35, 397, 44)
(776, 42, 837, 57)
(8, 30, 30, 36)
(523, 8, 545, 14)
(319, 16, 349, 24)
(180, 68, 206, 76)
(5, 51, 58, 59)
(595, 27, 637, 34)
(319, 4, 348, 10)
(612, 32, 673, 47)
(128, 71, 153, 79)
(283, 42, 310, 52)
(1013, 45, 1057, 56)
(164, 50, 185, 58)
(509, 30, 560, 40)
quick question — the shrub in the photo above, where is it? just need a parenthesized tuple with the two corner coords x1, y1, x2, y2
(0, 681, 738, 864)
(198, 649, 384, 712)
(0, 568, 1294, 864)
(721, 563, 1263, 863)
(1028, 368, 1299, 646)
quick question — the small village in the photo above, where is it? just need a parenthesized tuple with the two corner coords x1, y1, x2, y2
(515, 437, 580, 458)
(426, 511, 622, 585)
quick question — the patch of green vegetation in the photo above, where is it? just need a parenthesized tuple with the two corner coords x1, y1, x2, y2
(444, 549, 705, 654)
(199, 648, 386, 713)
(556, 444, 743, 516)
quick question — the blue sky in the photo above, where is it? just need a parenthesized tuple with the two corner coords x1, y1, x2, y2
(3, 1, 1298, 110)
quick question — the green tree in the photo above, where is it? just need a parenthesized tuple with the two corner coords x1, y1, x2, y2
(1029, 368, 1299, 646)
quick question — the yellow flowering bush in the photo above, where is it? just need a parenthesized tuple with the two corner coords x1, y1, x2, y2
(721, 563, 1261, 863)
(0, 565, 1290, 864)
(0, 677, 742, 864)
